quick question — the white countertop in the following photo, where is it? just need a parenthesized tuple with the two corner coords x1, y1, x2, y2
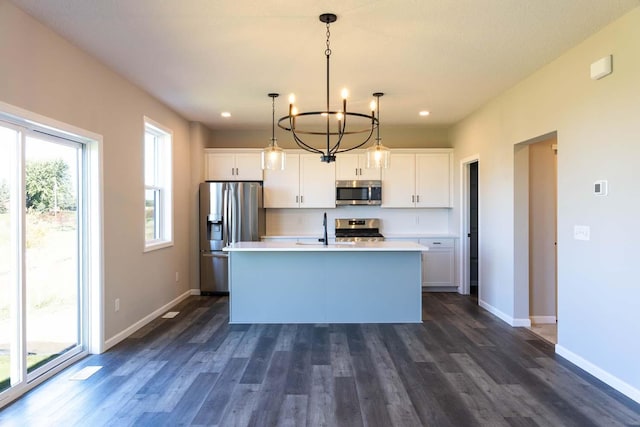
(262, 234, 457, 240)
(224, 241, 427, 252)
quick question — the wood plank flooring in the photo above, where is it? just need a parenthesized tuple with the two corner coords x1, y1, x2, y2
(1, 293, 639, 426)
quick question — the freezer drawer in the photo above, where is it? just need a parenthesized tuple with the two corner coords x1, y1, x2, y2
(200, 251, 229, 294)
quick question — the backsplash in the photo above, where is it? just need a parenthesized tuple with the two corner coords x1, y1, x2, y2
(265, 206, 451, 236)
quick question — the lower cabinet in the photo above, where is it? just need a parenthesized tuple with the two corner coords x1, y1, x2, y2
(419, 238, 455, 288)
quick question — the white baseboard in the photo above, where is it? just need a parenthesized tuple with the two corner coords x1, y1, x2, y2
(478, 299, 531, 327)
(531, 315, 557, 324)
(556, 344, 640, 405)
(104, 289, 196, 351)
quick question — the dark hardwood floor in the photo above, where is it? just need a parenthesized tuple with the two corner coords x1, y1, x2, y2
(2, 293, 639, 426)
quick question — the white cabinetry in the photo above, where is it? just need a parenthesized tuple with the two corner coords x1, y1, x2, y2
(420, 238, 455, 288)
(382, 149, 453, 208)
(335, 153, 381, 181)
(264, 153, 336, 208)
(385, 236, 456, 289)
(204, 150, 263, 181)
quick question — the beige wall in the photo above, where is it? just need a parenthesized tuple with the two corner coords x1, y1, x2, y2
(207, 125, 452, 149)
(0, 0, 193, 341)
(452, 6, 640, 396)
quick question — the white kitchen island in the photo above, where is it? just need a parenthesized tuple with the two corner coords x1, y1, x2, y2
(223, 241, 425, 323)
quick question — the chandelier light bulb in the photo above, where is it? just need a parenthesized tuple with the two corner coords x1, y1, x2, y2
(341, 88, 349, 99)
(291, 106, 298, 116)
(370, 100, 377, 111)
(289, 94, 296, 104)
(336, 112, 344, 121)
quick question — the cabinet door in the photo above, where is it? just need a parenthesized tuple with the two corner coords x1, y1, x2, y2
(205, 152, 236, 181)
(381, 153, 416, 207)
(234, 153, 263, 181)
(420, 239, 455, 287)
(299, 154, 336, 208)
(335, 154, 360, 180)
(357, 153, 382, 180)
(416, 153, 452, 207)
(263, 155, 300, 208)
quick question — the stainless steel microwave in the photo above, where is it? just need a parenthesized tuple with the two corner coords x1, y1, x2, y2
(335, 180, 382, 206)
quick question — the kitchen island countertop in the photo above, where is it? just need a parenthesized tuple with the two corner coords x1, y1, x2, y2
(224, 241, 426, 252)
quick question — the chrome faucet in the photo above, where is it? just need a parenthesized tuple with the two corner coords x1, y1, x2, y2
(319, 212, 328, 246)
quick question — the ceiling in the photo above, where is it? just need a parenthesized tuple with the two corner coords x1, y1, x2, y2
(10, 0, 639, 130)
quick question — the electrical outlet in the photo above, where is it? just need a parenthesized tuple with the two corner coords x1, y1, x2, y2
(175, 272, 179, 282)
(115, 298, 120, 312)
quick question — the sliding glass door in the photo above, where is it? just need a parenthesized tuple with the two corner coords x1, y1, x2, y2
(0, 123, 85, 395)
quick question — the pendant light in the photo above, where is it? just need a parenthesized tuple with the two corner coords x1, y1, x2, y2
(366, 92, 390, 168)
(262, 93, 286, 170)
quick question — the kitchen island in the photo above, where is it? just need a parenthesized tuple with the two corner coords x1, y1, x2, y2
(223, 241, 425, 323)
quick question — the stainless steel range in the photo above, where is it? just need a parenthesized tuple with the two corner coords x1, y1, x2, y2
(334, 218, 384, 242)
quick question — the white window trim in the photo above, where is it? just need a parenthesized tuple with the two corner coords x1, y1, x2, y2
(143, 116, 173, 252)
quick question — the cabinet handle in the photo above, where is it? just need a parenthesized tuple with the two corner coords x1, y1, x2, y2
(296, 195, 299, 203)
(300, 195, 304, 203)
(231, 168, 235, 176)
(433, 242, 441, 245)
(412, 195, 415, 203)
(359, 168, 363, 175)
(235, 167, 239, 175)
(355, 168, 358, 176)
(416, 195, 420, 203)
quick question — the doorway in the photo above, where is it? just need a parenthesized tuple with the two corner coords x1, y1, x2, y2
(469, 162, 479, 299)
(460, 155, 479, 299)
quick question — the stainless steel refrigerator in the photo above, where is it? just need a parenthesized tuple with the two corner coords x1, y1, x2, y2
(199, 181, 265, 294)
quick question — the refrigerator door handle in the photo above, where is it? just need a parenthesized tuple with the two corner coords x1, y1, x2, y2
(223, 185, 230, 247)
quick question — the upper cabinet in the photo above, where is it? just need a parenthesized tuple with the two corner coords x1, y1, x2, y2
(264, 153, 336, 208)
(204, 149, 263, 181)
(335, 153, 381, 181)
(382, 149, 453, 208)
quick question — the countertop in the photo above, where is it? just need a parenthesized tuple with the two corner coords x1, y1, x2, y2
(224, 241, 426, 252)
(262, 234, 458, 240)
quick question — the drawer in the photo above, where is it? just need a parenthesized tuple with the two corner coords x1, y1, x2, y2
(419, 238, 454, 249)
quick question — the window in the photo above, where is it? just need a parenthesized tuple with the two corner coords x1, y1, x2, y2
(144, 118, 173, 251)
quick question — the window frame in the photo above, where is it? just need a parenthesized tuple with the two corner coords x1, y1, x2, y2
(143, 117, 173, 252)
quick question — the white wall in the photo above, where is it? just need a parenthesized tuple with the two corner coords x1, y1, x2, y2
(452, 6, 640, 400)
(0, 0, 193, 342)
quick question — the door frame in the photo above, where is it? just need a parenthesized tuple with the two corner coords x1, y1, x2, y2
(459, 154, 480, 295)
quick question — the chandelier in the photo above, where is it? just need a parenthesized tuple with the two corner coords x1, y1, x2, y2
(276, 13, 390, 166)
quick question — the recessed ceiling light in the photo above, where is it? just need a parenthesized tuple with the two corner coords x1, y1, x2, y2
(419, 111, 430, 117)
(221, 112, 231, 118)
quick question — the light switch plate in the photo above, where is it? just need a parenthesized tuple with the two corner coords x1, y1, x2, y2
(574, 225, 590, 241)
